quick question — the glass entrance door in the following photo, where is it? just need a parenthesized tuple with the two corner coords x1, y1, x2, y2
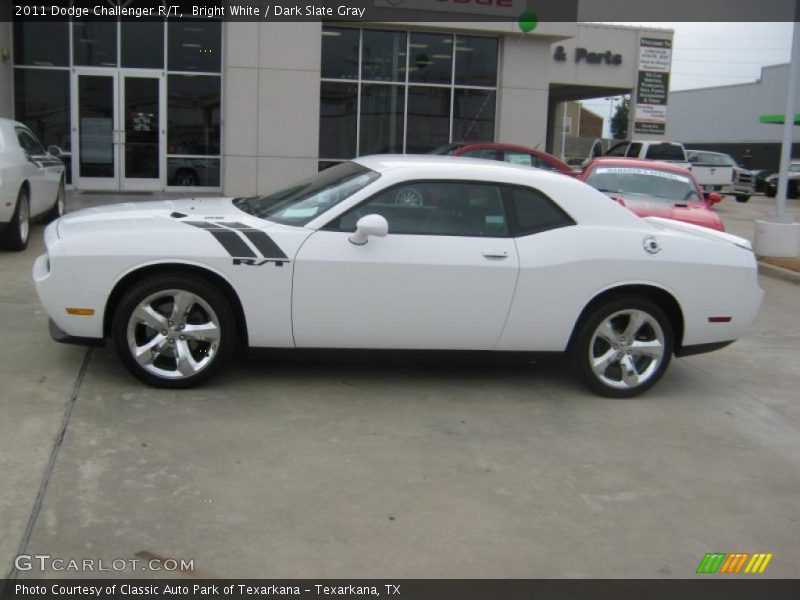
(73, 70, 164, 191)
(74, 71, 118, 190)
(121, 73, 163, 190)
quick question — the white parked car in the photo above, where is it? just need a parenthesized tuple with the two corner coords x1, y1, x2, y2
(33, 156, 763, 397)
(0, 118, 66, 250)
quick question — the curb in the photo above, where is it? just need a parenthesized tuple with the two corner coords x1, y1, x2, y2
(757, 261, 800, 285)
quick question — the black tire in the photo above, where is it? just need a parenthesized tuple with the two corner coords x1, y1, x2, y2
(571, 296, 674, 398)
(44, 178, 66, 222)
(112, 273, 237, 388)
(766, 185, 776, 198)
(1, 187, 31, 251)
(735, 194, 749, 203)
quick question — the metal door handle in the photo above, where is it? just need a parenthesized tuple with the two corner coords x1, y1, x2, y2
(482, 251, 509, 259)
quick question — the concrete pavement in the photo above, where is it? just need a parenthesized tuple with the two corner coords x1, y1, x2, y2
(1, 191, 798, 579)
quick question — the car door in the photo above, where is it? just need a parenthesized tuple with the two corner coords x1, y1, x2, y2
(292, 180, 519, 350)
(15, 127, 58, 216)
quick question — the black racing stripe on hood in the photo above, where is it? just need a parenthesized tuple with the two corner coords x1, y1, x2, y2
(219, 222, 289, 259)
(183, 221, 257, 258)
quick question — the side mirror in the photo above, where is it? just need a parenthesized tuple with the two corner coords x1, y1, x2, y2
(705, 192, 723, 205)
(47, 145, 63, 157)
(349, 214, 388, 246)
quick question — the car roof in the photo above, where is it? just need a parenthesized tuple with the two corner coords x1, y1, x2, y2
(586, 157, 693, 176)
(354, 153, 549, 174)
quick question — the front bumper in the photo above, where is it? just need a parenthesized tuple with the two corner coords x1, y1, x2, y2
(49, 319, 105, 347)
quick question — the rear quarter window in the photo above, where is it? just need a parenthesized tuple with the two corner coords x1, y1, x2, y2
(507, 186, 575, 237)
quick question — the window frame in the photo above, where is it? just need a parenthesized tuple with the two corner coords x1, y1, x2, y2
(319, 27, 500, 165)
(322, 179, 575, 239)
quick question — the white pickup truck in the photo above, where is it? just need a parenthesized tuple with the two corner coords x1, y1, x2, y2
(686, 150, 753, 203)
(603, 140, 736, 198)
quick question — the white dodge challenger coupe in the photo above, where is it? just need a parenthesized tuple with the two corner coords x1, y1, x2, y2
(33, 156, 763, 397)
(1, 118, 66, 250)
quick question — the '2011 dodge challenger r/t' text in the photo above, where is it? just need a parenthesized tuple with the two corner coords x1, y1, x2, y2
(33, 156, 763, 397)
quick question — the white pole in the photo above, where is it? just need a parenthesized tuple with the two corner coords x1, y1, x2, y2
(771, 20, 800, 224)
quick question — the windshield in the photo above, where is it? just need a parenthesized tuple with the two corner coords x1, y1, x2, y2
(233, 162, 380, 226)
(586, 166, 701, 202)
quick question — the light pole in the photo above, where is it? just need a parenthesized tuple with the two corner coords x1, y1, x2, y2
(753, 19, 800, 257)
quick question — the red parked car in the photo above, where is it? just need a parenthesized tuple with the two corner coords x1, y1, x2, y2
(431, 142, 578, 177)
(580, 158, 725, 231)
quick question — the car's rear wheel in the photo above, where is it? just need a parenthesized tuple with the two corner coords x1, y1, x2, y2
(735, 194, 749, 203)
(44, 178, 66, 222)
(572, 297, 673, 398)
(112, 274, 236, 388)
(1, 187, 30, 251)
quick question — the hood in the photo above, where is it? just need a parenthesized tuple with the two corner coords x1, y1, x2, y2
(611, 194, 724, 231)
(56, 197, 261, 238)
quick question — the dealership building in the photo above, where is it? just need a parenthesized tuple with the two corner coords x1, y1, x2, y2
(666, 63, 800, 169)
(0, 14, 672, 196)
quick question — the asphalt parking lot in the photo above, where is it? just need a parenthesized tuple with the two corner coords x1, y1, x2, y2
(1, 191, 799, 579)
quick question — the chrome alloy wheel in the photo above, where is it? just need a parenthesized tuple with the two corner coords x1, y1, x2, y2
(18, 195, 29, 243)
(588, 309, 665, 390)
(126, 289, 221, 380)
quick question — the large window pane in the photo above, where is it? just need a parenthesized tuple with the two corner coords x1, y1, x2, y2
(122, 21, 165, 69)
(13, 22, 69, 67)
(14, 69, 71, 152)
(167, 75, 221, 155)
(409, 33, 453, 85)
(168, 21, 221, 72)
(319, 82, 357, 159)
(406, 87, 450, 153)
(168, 158, 220, 187)
(73, 21, 118, 67)
(360, 85, 405, 155)
(452, 89, 495, 143)
(361, 30, 406, 82)
(321, 27, 359, 80)
(454, 36, 498, 87)
(124, 78, 160, 180)
(78, 75, 115, 178)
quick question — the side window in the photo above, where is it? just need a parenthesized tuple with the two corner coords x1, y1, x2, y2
(505, 151, 533, 166)
(531, 155, 556, 171)
(626, 142, 642, 157)
(328, 181, 509, 237)
(605, 142, 628, 157)
(16, 128, 45, 156)
(462, 148, 503, 162)
(507, 186, 575, 237)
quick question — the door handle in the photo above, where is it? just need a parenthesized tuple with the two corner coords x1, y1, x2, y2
(482, 251, 509, 260)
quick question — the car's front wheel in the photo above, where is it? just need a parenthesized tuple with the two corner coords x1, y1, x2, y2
(735, 194, 749, 203)
(112, 274, 236, 388)
(572, 297, 674, 398)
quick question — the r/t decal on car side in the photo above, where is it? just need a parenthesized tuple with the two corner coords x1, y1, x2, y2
(183, 221, 290, 267)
